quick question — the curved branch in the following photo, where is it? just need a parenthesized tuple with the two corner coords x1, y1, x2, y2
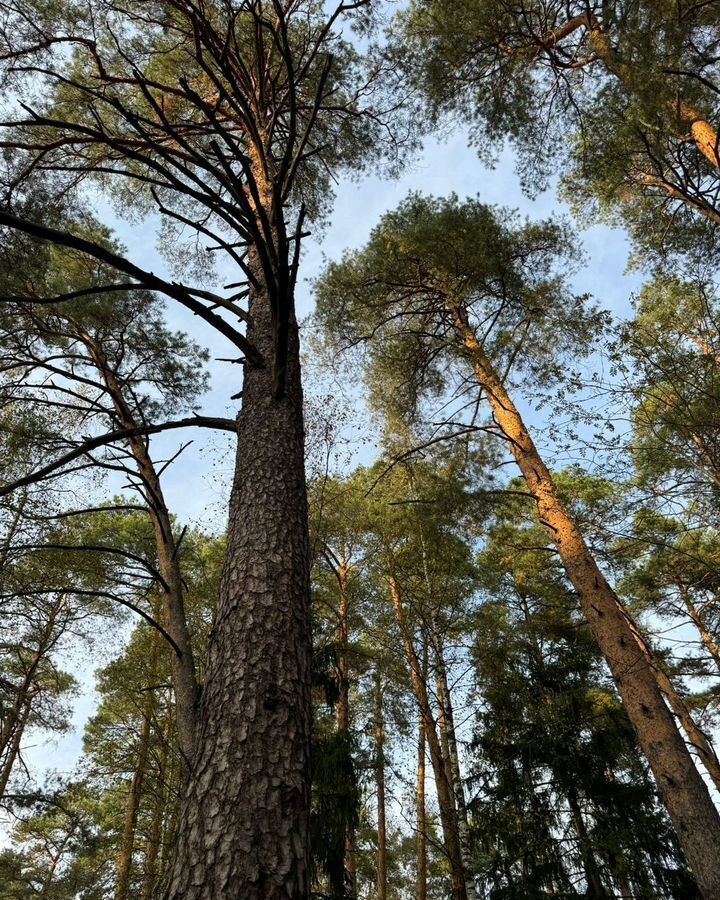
(0, 415, 237, 497)
(0, 587, 182, 655)
(0, 210, 263, 365)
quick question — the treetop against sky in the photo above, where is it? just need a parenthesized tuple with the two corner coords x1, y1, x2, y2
(1, 2, 719, 898)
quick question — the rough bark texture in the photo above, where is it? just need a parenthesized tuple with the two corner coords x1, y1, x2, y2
(627, 616, 720, 795)
(390, 579, 468, 900)
(375, 671, 387, 900)
(162, 269, 313, 898)
(689, 117, 720, 169)
(452, 308, 720, 899)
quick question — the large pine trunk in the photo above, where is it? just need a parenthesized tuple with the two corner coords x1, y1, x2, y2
(163, 273, 313, 899)
(452, 308, 720, 898)
(627, 616, 720, 794)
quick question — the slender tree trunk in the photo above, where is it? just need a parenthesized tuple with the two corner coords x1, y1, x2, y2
(0, 701, 30, 798)
(682, 588, 720, 675)
(451, 307, 720, 899)
(390, 578, 468, 900)
(567, 789, 609, 899)
(436, 654, 476, 900)
(163, 258, 313, 899)
(416, 646, 428, 900)
(611, 860, 634, 900)
(375, 670, 387, 900)
(84, 343, 199, 767)
(115, 685, 156, 900)
(142, 704, 173, 900)
(334, 554, 357, 897)
(625, 614, 720, 795)
(142, 785, 165, 900)
(335, 554, 351, 734)
(0, 595, 63, 796)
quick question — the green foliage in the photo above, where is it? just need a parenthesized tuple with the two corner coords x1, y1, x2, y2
(470, 499, 699, 898)
(397, 0, 720, 264)
(310, 724, 361, 899)
(315, 193, 603, 425)
(0, 782, 116, 899)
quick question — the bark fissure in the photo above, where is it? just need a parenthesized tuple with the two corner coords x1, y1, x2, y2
(163, 247, 312, 899)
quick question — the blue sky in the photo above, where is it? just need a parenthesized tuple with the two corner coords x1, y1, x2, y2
(118, 127, 645, 525)
(21, 123, 649, 785)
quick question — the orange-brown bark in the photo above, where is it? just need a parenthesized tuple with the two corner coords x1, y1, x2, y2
(451, 306, 720, 898)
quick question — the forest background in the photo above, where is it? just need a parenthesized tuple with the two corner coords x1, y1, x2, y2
(1, 1, 718, 898)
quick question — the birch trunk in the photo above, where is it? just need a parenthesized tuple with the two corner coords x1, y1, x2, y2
(451, 307, 720, 898)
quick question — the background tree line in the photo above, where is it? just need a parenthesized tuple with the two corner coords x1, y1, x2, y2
(0, 0, 719, 898)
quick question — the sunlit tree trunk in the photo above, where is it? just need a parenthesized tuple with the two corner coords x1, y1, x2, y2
(164, 249, 312, 899)
(622, 612, 720, 794)
(451, 306, 720, 898)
